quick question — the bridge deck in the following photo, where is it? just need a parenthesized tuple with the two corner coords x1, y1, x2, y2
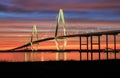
(0, 29, 120, 61)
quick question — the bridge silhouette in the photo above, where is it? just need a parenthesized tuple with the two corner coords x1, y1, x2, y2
(0, 9, 120, 62)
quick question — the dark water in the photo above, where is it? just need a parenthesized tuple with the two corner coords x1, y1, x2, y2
(0, 52, 120, 62)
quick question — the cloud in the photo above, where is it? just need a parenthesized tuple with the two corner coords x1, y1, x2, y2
(0, 0, 120, 26)
(0, 0, 120, 13)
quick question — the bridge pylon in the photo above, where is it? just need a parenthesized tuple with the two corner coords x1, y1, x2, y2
(25, 25, 43, 62)
(55, 9, 67, 61)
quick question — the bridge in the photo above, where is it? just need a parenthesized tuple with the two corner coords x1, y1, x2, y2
(0, 9, 120, 62)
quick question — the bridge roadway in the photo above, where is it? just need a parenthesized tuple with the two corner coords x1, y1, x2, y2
(6, 29, 120, 51)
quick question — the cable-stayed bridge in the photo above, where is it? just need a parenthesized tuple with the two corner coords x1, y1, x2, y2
(0, 9, 120, 62)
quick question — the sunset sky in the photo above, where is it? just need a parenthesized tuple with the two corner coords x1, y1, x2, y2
(0, 0, 120, 61)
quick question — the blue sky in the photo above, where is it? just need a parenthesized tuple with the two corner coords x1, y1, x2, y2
(0, 0, 120, 21)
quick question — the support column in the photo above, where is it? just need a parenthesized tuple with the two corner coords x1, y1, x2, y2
(114, 34, 117, 60)
(90, 36, 93, 60)
(79, 36, 82, 61)
(98, 36, 101, 60)
(86, 36, 89, 61)
(106, 35, 108, 60)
